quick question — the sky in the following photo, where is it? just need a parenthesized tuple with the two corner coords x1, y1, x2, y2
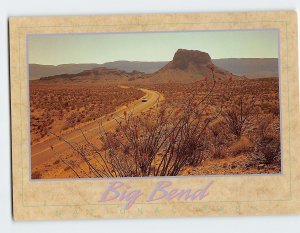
(28, 29, 279, 65)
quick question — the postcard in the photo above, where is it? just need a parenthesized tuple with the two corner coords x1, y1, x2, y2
(10, 11, 300, 220)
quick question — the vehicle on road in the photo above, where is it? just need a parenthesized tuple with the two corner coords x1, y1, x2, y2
(142, 97, 148, 102)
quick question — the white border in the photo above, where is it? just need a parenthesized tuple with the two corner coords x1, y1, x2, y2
(1, 0, 300, 233)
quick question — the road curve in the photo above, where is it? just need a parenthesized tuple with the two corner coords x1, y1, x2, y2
(31, 88, 163, 168)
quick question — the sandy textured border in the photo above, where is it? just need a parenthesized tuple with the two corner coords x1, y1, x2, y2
(9, 11, 300, 220)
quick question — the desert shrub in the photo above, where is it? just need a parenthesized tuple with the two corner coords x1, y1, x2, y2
(229, 136, 253, 156)
(186, 133, 209, 166)
(53, 160, 60, 165)
(64, 166, 71, 172)
(96, 102, 214, 177)
(256, 115, 273, 139)
(261, 102, 280, 116)
(62, 122, 73, 131)
(253, 116, 281, 165)
(222, 95, 255, 138)
(255, 135, 280, 165)
(208, 120, 228, 159)
(32, 171, 42, 179)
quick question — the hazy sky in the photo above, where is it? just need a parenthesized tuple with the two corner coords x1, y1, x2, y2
(28, 29, 279, 65)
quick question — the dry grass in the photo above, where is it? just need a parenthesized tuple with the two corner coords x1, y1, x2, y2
(29, 82, 143, 143)
(229, 136, 253, 156)
(31, 77, 281, 178)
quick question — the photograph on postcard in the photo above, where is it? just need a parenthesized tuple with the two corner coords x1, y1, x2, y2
(28, 29, 281, 179)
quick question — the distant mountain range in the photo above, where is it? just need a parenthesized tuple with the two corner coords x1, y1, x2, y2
(99, 61, 168, 74)
(29, 62, 167, 80)
(38, 67, 144, 83)
(212, 58, 278, 78)
(29, 63, 102, 80)
(33, 49, 239, 83)
(29, 54, 278, 80)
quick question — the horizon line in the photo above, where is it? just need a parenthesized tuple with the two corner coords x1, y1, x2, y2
(29, 57, 279, 66)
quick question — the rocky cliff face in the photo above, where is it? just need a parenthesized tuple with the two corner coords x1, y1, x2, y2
(171, 49, 212, 70)
(148, 49, 235, 83)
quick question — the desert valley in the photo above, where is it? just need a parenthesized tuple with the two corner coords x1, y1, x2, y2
(29, 49, 280, 179)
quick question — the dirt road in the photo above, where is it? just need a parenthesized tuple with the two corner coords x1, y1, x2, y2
(31, 88, 162, 168)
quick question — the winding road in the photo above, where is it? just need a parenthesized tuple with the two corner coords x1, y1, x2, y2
(31, 88, 162, 168)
